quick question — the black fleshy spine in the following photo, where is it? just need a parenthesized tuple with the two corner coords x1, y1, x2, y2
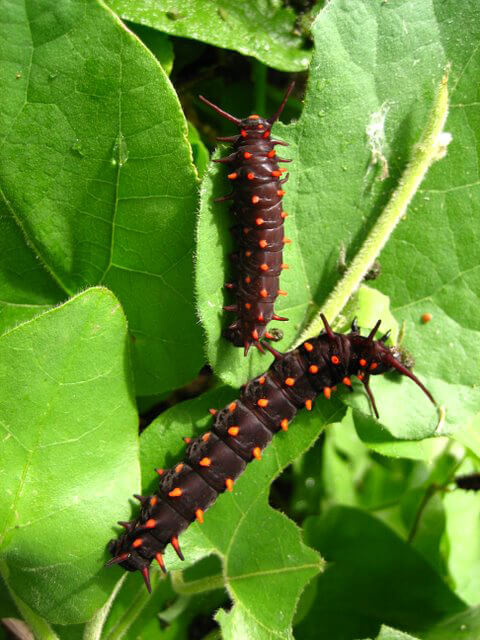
(107, 316, 435, 591)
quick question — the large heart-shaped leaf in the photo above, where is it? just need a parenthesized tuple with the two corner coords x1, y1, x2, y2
(0, 0, 203, 395)
(196, 0, 480, 454)
(0, 288, 139, 624)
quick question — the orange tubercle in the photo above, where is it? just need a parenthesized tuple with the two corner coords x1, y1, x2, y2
(145, 519, 156, 529)
(370, 362, 378, 370)
(284, 377, 295, 386)
(244, 151, 252, 159)
(359, 359, 367, 367)
(229, 402, 237, 412)
(280, 418, 289, 431)
(260, 288, 268, 298)
(175, 463, 184, 473)
(199, 457, 211, 467)
(278, 289, 287, 296)
(195, 508, 204, 524)
(343, 377, 352, 386)
(252, 195, 260, 204)
(228, 426, 239, 436)
(280, 211, 288, 218)
(225, 478, 234, 492)
(252, 329, 259, 340)
(257, 398, 269, 408)
(132, 538, 143, 548)
(331, 355, 340, 365)
(260, 263, 268, 272)
(323, 387, 331, 400)
(227, 172, 238, 180)
(305, 399, 313, 411)
(258, 376, 266, 384)
(304, 342, 314, 352)
(252, 447, 262, 460)
(202, 432, 211, 442)
(256, 217, 264, 225)
(169, 487, 183, 498)
(309, 365, 319, 374)
(259, 239, 268, 248)
(247, 172, 255, 180)
(267, 150, 276, 158)
(277, 189, 286, 197)
(272, 170, 281, 177)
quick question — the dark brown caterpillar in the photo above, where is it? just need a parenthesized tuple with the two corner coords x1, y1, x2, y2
(107, 315, 435, 591)
(455, 473, 480, 491)
(199, 83, 295, 355)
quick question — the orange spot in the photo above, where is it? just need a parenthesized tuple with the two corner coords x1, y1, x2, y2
(225, 478, 234, 492)
(132, 538, 143, 548)
(199, 457, 211, 467)
(263, 130, 270, 138)
(260, 288, 268, 298)
(252, 329, 259, 340)
(176, 463, 184, 473)
(257, 313, 264, 322)
(280, 168, 287, 173)
(244, 151, 252, 159)
(228, 426, 239, 436)
(257, 124, 264, 130)
(209, 408, 217, 416)
(283, 237, 292, 244)
(370, 362, 378, 370)
(278, 289, 287, 296)
(267, 150, 276, 158)
(169, 487, 182, 498)
(304, 342, 314, 352)
(281, 211, 288, 219)
(256, 217, 264, 225)
(252, 195, 260, 204)
(252, 447, 262, 460)
(277, 189, 286, 197)
(145, 519, 156, 529)
(227, 172, 238, 180)
(257, 398, 269, 408)
(202, 432, 211, 442)
(272, 170, 281, 177)
(155, 468, 164, 475)
(150, 496, 158, 506)
(281, 263, 289, 270)
(245, 250, 252, 257)
(421, 313, 432, 324)
(260, 263, 268, 271)
(243, 227, 249, 234)
(245, 276, 251, 284)
(343, 377, 352, 386)
(245, 302, 251, 310)
(309, 365, 319, 374)
(359, 359, 367, 367)
(183, 437, 191, 444)
(323, 387, 331, 400)
(195, 509, 204, 524)
(171, 536, 182, 558)
(265, 332, 274, 339)
(285, 377, 295, 386)
(280, 418, 289, 431)
(241, 130, 247, 138)
(332, 386, 337, 392)
(357, 373, 364, 381)
(259, 239, 267, 248)
(305, 399, 313, 411)
(331, 355, 340, 365)
(247, 172, 255, 180)
(229, 402, 237, 412)
(259, 376, 266, 384)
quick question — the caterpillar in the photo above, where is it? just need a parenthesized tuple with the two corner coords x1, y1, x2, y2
(455, 473, 480, 491)
(199, 83, 295, 355)
(107, 315, 435, 591)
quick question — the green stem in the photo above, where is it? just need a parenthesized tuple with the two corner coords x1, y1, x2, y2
(170, 570, 225, 595)
(82, 575, 126, 640)
(295, 69, 450, 345)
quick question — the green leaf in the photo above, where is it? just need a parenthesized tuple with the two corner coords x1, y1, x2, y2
(126, 22, 174, 74)
(0, 0, 203, 395)
(423, 606, 480, 640)
(443, 481, 480, 606)
(295, 506, 465, 640)
(196, 0, 480, 450)
(106, 0, 311, 72)
(0, 288, 139, 624)
(132, 386, 345, 638)
(376, 626, 421, 640)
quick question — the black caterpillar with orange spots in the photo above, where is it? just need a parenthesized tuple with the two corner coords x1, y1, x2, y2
(199, 83, 295, 355)
(107, 315, 435, 591)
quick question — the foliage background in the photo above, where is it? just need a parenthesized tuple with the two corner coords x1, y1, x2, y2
(0, 1, 479, 639)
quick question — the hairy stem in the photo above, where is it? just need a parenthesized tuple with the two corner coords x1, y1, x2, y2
(295, 69, 450, 345)
(82, 575, 126, 640)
